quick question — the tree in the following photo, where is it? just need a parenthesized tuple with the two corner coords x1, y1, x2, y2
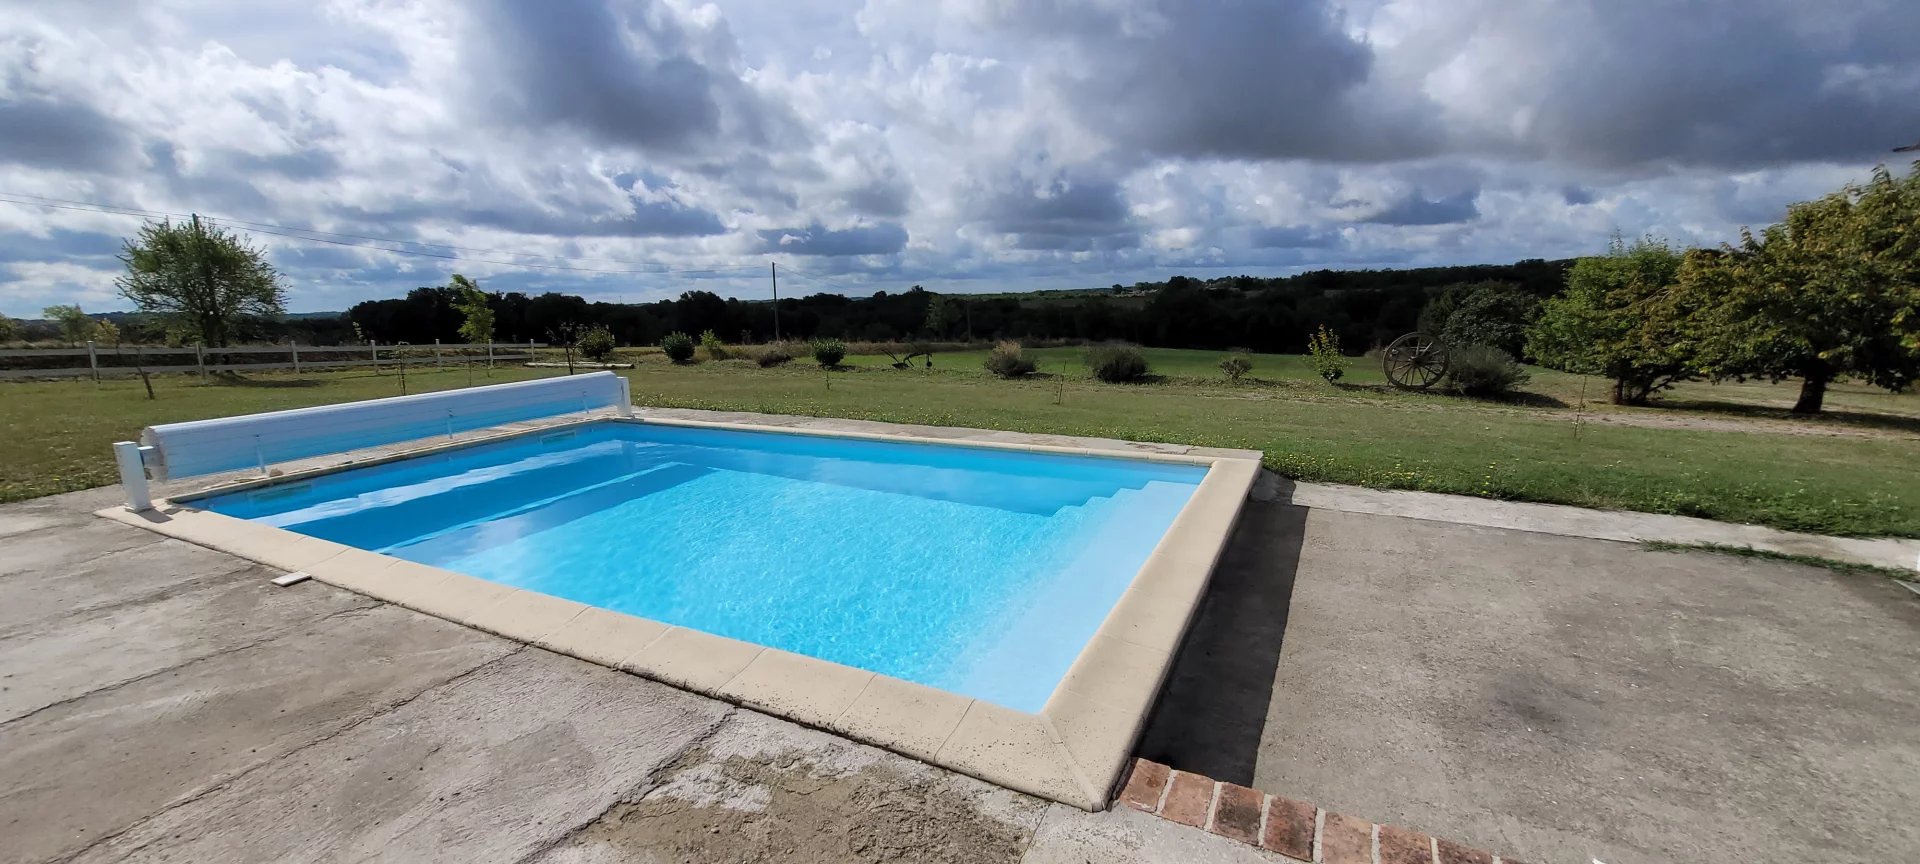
(1528, 236, 1696, 405)
(1421, 282, 1541, 358)
(923, 294, 954, 338)
(42, 304, 97, 345)
(0, 314, 16, 344)
(115, 215, 285, 347)
(1691, 164, 1920, 413)
(450, 274, 495, 346)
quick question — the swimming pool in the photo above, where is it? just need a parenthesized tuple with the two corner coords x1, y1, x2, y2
(110, 413, 1261, 808)
(202, 421, 1204, 711)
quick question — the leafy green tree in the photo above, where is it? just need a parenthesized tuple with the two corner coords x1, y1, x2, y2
(1426, 282, 1540, 358)
(1528, 237, 1695, 404)
(115, 215, 285, 347)
(1690, 164, 1920, 414)
(0, 314, 16, 343)
(42, 304, 97, 345)
(449, 274, 495, 346)
(924, 294, 954, 338)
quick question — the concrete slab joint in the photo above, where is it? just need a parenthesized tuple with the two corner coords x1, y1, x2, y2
(93, 408, 1265, 812)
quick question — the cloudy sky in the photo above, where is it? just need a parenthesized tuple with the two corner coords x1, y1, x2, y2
(1, 0, 1916, 316)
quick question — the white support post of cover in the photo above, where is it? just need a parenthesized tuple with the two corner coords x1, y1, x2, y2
(114, 441, 152, 512)
(617, 375, 633, 417)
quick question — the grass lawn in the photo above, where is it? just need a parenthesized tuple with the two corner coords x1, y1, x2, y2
(4, 348, 1918, 538)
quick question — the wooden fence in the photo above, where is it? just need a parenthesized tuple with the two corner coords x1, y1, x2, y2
(0, 341, 545, 380)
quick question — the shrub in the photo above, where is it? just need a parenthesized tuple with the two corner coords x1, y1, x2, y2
(810, 337, 847, 367)
(1445, 344, 1531, 397)
(754, 343, 795, 367)
(984, 340, 1037, 378)
(1219, 350, 1253, 381)
(577, 325, 616, 362)
(699, 329, 729, 361)
(1085, 343, 1150, 383)
(660, 331, 696, 363)
(1306, 325, 1349, 384)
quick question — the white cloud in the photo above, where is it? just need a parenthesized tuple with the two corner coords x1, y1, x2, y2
(0, 0, 1914, 316)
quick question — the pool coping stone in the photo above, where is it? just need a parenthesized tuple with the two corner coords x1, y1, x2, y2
(96, 408, 1261, 811)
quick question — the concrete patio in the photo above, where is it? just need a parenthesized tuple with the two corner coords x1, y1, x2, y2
(4, 444, 1918, 862)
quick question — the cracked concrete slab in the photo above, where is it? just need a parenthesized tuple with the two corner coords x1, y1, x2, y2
(530, 710, 1053, 864)
(0, 602, 513, 864)
(65, 648, 731, 864)
(0, 537, 255, 635)
(0, 518, 162, 580)
(0, 565, 377, 722)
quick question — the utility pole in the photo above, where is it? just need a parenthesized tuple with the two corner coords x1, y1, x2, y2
(770, 262, 781, 342)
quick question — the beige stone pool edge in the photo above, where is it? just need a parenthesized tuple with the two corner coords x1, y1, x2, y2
(96, 412, 1261, 811)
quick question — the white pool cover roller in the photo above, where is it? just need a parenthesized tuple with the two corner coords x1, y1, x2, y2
(133, 371, 630, 484)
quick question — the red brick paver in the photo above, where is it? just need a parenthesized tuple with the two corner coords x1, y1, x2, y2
(1119, 760, 1171, 813)
(1159, 771, 1214, 828)
(1210, 782, 1264, 844)
(1379, 823, 1435, 864)
(1261, 794, 1316, 860)
(1113, 759, 1515, 864)
(1320, 811, 1373, 864)
(1436, 837, 1495, 864)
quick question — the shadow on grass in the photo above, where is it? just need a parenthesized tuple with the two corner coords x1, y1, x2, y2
(1650, 397, 1920, 435)
(1135, 481, 1307, 785)
(1322, 380, 1572, 409)
(206, 372, 323, 388)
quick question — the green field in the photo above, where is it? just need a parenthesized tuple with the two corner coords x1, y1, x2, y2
(4, 345, 1917, 538)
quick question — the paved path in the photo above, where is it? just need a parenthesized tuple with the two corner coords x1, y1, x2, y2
(0, 488, 1280, 864)
(9, 427, 1919, 863)
(1139, 474, 1920, 864)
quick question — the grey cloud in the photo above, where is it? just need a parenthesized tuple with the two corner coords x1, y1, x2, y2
(0, 97, 138, 170)
(756, 221, 908, 256)
(1561, 186, 1597, 206)
(979, 0, 1439, 163)
(1465, 1, 1920, 168)
(1359, 189, 1480, 226)
(1247, 225, 1340, 249)
(463, 0, 799, 155)
(972, 173, 1139, 251)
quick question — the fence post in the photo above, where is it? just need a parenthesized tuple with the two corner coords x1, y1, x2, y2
(194, 344, 206, 383)
(434, 339, 442, 369)
(371, 340, 379, 370)
(290, 340, 301, 374)
(85, 340, 99, 382)
(486, 341, 494, 368)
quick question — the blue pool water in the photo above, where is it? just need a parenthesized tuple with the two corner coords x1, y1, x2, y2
(203, 422, 1204, 711)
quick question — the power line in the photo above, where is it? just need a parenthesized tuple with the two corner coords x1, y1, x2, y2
(0, 191, 764, 277)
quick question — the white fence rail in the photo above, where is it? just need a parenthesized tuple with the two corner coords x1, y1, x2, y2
(0, 341, 547, 380)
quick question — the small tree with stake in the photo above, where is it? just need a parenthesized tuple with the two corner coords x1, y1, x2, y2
(449, 274, 495, 376)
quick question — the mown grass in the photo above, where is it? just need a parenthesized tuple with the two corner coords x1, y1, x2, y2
(4, 350, 1918, 538)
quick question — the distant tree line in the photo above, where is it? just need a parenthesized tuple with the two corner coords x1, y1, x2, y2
(336, 258, 1574, 355)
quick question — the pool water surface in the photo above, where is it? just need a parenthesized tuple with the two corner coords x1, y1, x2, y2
(204, 421, 1204, 710)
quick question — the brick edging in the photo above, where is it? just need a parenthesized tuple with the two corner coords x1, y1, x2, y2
(1118, 759, 1527, 864)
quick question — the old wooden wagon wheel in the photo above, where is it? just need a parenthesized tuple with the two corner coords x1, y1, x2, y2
(1383, 331, 1449, 390)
